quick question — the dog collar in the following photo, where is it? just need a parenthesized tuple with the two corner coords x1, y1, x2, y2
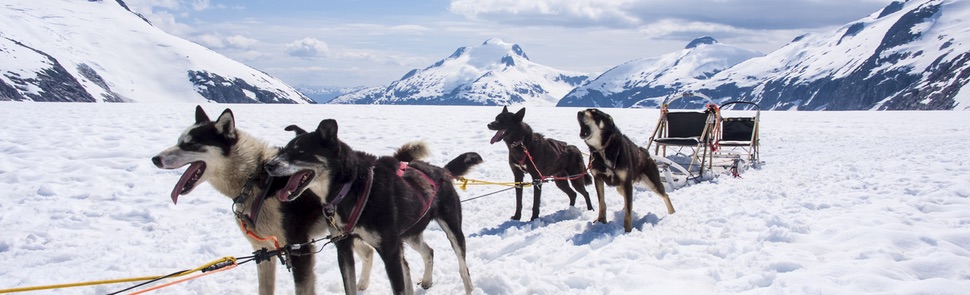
(592, 133, 615, 154)
(592, 134, 620, 170)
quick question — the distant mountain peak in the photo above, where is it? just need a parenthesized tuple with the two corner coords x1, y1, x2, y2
(478, 37, 529, 60)
(686, 36, 719, 49)
(482, 37, 508, 46)
(558, 36, 761, 108)
(330, 39, 587, 106)
(564, 0, 968, 110)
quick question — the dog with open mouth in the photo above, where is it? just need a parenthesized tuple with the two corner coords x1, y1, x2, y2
(265, 119, 481, 295)
(151, 106, 375, 295)
(487, 106, 593, 221)
(577, 108, 676, 233)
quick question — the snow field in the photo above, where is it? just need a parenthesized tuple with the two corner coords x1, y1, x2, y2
(0, 103, 968, 294)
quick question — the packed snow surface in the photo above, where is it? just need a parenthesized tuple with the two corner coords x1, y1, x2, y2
(1, 103, 968, 294)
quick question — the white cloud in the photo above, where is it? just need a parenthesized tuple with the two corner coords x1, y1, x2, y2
(137, 9, 195, 35)
(449, 0, 640, 27)
(225, 35, 259, 49)
(189, 0, 211, 11)
(194, 33, 224, 48)
(637, 19, 742, 39)
(285, 38, 331, 58)
(125, 0, 181, 11)
(448, 0, 895, 31)
(192, 34, 259, 50)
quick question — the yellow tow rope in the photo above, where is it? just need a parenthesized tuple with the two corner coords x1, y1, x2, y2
(0, 256, 237, 294)
(454, 177, 532, 190)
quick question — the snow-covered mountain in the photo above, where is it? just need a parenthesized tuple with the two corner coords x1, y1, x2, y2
(0, 0, 312, 103)
(696, 0, 970, 110)
(330, 38, 589, 106)
(295, 85, 368, 104)
(565, 0, 970, 110)
(557, 37, 763, 108)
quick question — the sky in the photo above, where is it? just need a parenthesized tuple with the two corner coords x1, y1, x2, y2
(123, 0, 897, 88)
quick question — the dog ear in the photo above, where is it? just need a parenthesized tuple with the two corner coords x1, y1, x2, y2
(513, 107, 526, 122)
(214, 109, 237, 139)
(502, 106, 509, 113)
(316, 119, 339, 141)
(598, 110, 615, 129)
(284, 125, 307, 136)
(194, 105, 210, 124)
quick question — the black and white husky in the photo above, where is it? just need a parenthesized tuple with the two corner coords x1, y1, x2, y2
(151, 106, 375, 295)
(264, 119, 480, 295)
(577, 108, 676, 233)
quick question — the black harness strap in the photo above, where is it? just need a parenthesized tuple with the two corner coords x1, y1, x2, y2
(323, 167, 374, 240)
(233, 171, 274, 229)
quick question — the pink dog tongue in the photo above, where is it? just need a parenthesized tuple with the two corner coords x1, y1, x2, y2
(489, 129, 506, 144)
(278, 170, 311, 201)
(171, 161, 205, 204)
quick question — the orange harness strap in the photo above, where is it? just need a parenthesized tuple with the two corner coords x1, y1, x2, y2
(237, 219, 281, 250)
(127, 261, 238, 295)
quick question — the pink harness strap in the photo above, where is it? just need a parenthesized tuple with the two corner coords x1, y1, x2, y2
(398, 162, 437, 231)
(398, 162, 437, 193)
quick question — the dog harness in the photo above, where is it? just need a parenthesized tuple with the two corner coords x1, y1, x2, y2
(232, 171, 274, 229)
(592, 134, 620, 171)
(324, 167, 374, 240)
(397, 162, 438, 233)
(321, 163, 438, 239)
(510, 140, 591, 182)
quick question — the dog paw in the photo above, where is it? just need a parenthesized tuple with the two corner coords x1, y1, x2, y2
(510, 215, 521, 221)
(418, 280, 433, 290)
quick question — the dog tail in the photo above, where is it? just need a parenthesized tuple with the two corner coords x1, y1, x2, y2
(445, 152, 484, 177)
(394, 141, 429, 162)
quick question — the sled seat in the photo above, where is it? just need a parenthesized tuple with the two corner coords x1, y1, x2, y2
(715, 101, 761, 167)
(646, 105, 719, 187)
(719, 117, 756, 146)
(651, 111, 712, 147)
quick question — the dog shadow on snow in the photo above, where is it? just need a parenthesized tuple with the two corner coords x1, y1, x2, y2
(569, 211, 665, 248)
(471, 207, 586, 237)
(470, 206, 666, 246)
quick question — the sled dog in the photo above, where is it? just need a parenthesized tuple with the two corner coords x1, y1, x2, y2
(576, 108, 676, 232)
(151, 106, 374, 295)
(264, 119, 480, 295)
(487, 106, 593, 221)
